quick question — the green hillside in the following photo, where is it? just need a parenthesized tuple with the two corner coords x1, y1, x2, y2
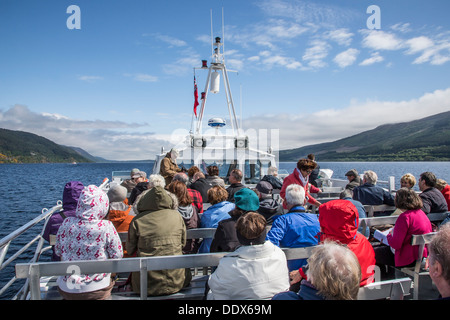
(279, 111, 450, 162)
(0, 128, 92, 164)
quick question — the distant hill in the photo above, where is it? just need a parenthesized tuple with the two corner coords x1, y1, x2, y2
(67, 146, 111, 163)
(279, 111, 450, 162)
(0, 128, 92, 164)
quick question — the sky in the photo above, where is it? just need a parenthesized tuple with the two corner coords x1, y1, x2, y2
(1, 0, 450, 161)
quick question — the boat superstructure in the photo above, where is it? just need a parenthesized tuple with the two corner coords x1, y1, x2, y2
(152, 34, 277, 184)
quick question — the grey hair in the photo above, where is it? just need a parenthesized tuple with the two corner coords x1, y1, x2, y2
(285, 184, 305, 206)
(148, 174, 166, 188)
(363, 170, 378, 184)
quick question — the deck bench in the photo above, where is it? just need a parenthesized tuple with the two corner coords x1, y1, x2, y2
(399, 232, 437, 300)
(16, 244, 413, 301)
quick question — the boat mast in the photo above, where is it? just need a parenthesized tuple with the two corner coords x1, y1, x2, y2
(194, 12, 240, 136)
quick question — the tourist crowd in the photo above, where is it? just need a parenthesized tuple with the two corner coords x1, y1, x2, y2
(44, 150, 450, 300)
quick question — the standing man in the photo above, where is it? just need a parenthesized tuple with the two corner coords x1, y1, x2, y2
(160, 148, 182, 186)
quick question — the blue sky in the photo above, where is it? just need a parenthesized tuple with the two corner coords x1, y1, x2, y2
(1, 0, 450, 160)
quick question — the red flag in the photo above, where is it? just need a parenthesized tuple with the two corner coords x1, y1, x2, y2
(193, 76, 199, 117)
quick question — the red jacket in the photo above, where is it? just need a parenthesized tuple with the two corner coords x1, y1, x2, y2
(441, 184, 450, 211)
(280, 169, 321, 209)
(317, 200, 376, 286)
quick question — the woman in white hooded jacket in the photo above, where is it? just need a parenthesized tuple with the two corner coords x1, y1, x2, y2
(207, 212, 290, 300)
(55, 185, 123, 300)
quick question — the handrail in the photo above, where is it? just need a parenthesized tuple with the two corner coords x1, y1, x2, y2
(0, 178, 112, 299)
(0, 202, 61, 299)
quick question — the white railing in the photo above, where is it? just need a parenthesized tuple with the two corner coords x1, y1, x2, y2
(0, 203, 61, 299)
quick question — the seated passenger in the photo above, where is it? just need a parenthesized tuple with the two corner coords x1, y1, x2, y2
(55, 185, 123, 300)
(107, 184, 135, 257)
(127, 171, 148, 205)
(272, 241, 361, 300)
(353, 170, 395, 207)
(207, 212, 290, 300)
(255, 180, 283, 225)
(189, 172, 213, 203)
(428, 223, 450, 300)
(400, 173, 416, 189)
(266, 184, 320, 280)
(419, 172, 448, 214)
(374, 188, 433, 270)
(436, 179, 450, 213)
(289, 199, 376, 288)
(340, 189, 369, 237)
(206, 165, 226, 188)
(345, 169, 362, 191)
(198, 186, 235, 253)
(210, 188, 259, 253)
(43, 181, 84, 261)
(120, 168, 140, 193)
(172, 172, 203, 213)
(261, 166, 283, 190)
(280, 158, 322, 210)
(167, 180, 200, 254)
(226, 169, 247, 202)
(127, 186, 191, 296)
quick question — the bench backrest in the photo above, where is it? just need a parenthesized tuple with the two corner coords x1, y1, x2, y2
(357, 277, 412, 300)
(363, 205, 396, 217)
(15, 246, 316, 300)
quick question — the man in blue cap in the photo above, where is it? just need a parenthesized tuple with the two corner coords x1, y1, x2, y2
(210, 188, 260, 253)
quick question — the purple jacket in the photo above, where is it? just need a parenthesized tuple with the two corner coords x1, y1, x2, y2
(43, 181, 84, 260)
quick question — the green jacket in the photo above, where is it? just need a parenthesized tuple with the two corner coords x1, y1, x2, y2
(127, 186, 191, 296)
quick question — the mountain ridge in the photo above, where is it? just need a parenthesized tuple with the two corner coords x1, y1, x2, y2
(279, 111, 450, 162)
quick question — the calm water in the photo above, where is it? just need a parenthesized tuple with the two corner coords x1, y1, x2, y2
(1, 161, 449, 298)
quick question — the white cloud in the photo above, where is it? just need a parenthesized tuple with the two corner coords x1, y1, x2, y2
(131, 73, 158, 82)
(144, 33, 187, 47)
(302, 40, 330, 68)
(390, 23, 411, 33)
(241, 87, 450, 150)
(405, 36, 434, 54)
(359, 52, 384, 66)
(324, 28, 354, 46)
(333, 48, 359, 68)
(0, 105, 168, 161)
(78, 75, 103, 82)
(361, 30, 404, 51)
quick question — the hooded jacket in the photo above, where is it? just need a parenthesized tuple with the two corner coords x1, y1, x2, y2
(127, 186, 190, 296)
(441, 184, 450, 210)
(207, 241, 290, 300)
(55, 185, 123, 293)
(177, 204, 200, 254)
(317, 200, 376, 286)
(257, 197, 284, 224)
(43, 181, 84, 261)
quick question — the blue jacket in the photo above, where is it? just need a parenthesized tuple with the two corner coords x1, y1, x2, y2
(272, 280, 325, 300)
(353, 183, 395, 206)
(266, 206, 320, 271)
(198, 201, 235, 253)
